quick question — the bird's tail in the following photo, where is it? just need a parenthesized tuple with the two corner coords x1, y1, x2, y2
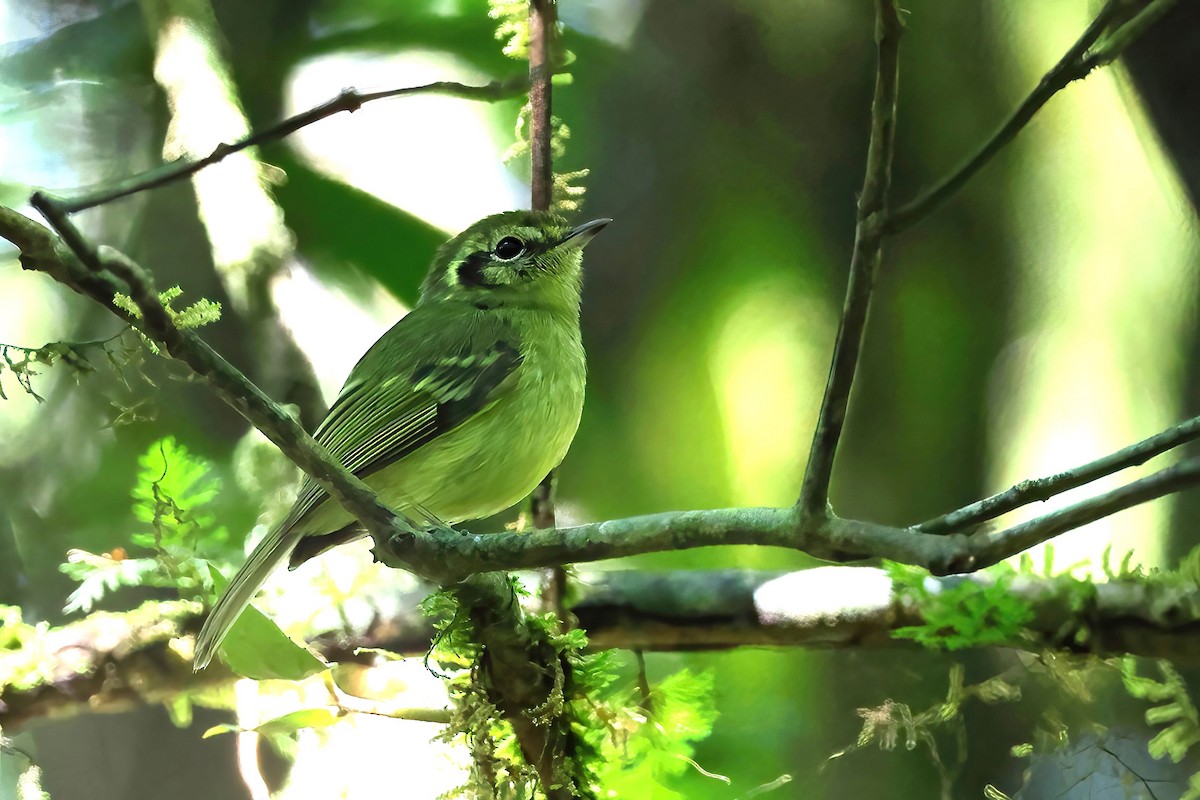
(193, 525, 302, 670)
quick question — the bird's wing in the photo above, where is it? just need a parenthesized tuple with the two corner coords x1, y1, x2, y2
(195, 309, 522, 669)
(282, 307, 523, 533)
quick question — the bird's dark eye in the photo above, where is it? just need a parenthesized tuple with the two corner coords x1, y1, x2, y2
(494, 236, 525, 261)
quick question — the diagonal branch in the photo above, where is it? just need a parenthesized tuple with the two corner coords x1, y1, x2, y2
(798, 0, 903, 516)
(56, 78, 525, 213)
(883, 0, 1176, 236)
(917, 412, 1200, 534)
(964, 456, 1200, 572)
(17, 199, 417, 568)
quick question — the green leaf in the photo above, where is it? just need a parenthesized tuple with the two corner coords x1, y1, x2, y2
(488, 0, 529, 58)
(593, 668, 720, 794)
(132, 437, 220, 527)
(112, 288, 221, 333)
(1122, 658, 1200, 764)
(216, 601, 326, 681)
(654, 669, 718, 746)
(203, 707, 340, 739)
(1185, 772, 1200, 800)
(60, 436, 236, 612)
(164, 694, 194, 728)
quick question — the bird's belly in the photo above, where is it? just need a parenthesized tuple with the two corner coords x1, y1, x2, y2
(379, 384, 582, 524)
(301, 377, 583, 534)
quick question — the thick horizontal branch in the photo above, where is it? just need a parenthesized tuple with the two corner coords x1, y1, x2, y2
(389, 453, 1200, 577)
(576, 568, 1200, 659)
(9, 568, 1200, 732)
(0, 599, 436, 733)
(57, 78, 526, 213)
(918, 412, 1200, 534)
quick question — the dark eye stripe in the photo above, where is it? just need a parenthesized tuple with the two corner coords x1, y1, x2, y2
(455, 237, 558, 289)
(456, 252, 492, 287)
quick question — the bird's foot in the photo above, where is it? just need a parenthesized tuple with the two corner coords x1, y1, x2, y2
(428, 521, 465, 539)
(406, 501, 458, 538)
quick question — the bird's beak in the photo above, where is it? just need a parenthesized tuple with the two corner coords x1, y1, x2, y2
(556, 218, 612, 250)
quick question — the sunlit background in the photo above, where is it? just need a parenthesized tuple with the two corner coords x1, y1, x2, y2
(1, 0, 1198, 798)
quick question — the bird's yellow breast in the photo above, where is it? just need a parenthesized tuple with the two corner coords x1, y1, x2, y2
(300, 311, 585, 534)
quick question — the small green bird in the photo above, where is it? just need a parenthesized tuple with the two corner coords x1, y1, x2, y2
(194, 210, 608, 670)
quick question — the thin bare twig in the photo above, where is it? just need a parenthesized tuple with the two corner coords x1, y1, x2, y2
(917, 412, 1200, 534)
(1083, 0, 1181, 72)
(57, 79, 525, 213)
(965, 456, 1200, 572)
(525, 0, 568, 633)
(486, 5, 587, 798)
(881, 0, 1176, 235)
(528, 0, 556, 214)
(528, 0, 559, 532)
(798, 0, 903, 516)
(0, 329, 128, 356)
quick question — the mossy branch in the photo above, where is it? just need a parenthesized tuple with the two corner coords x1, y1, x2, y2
(12, 567, 1200, 733)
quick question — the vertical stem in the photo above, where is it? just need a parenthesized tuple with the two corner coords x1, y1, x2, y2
(527, 0, 570, 624)
(531, 470, 557, 529)
(797, 0, 903, 517)
(495, 5, 580, 799)
(528, 0, 559, 531)
(528, 0, 556, 213)
(458, 574, 582, 800)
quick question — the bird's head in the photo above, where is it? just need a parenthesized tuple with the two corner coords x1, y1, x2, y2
(420, 210, 609, 313)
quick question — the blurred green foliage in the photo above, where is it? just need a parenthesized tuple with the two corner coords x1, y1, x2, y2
(60, 437, 228, 610)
